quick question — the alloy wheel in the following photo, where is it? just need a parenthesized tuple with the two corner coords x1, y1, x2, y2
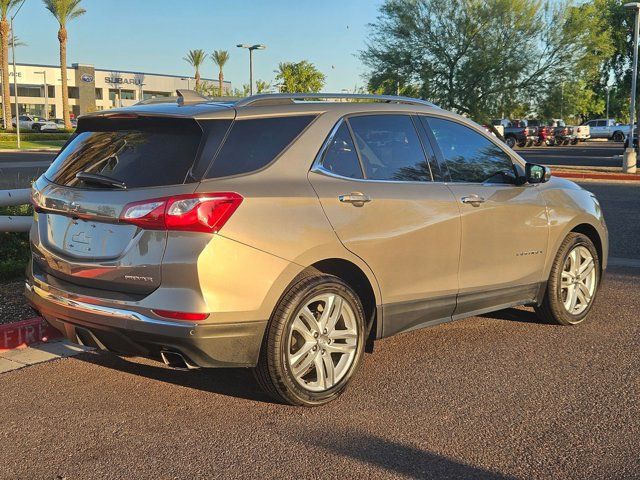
(561, 245, 596, 316)
(286, 293, 359, 392)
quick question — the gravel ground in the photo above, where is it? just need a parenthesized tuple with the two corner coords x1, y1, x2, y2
(0, 278, 37, 324)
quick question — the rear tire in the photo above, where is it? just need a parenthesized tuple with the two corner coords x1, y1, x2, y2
(535, 233, 600, 326)
(505, 136, 516, 149)
(612, 131, 625, 143)
(254, 274, 365, 406)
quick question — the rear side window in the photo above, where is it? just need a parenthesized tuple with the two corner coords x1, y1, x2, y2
(320, 122, 363, 179)
(206, 115, 316, 178)
(45, 118, 202, 188)
(348, 115, 432, 182)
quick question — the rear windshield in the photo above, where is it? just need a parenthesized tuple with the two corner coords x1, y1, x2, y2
(45, 117, 202, 188)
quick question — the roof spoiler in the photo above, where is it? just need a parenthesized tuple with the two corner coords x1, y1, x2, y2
(176, 89, 210, 106)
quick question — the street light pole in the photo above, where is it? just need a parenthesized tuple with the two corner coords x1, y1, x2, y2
(237, 44, 266, 96)
(36, 71, 48, 119)
(605, 85, 610, 121)
(624, 2, 640, 174)
(10, 0, 25, 148)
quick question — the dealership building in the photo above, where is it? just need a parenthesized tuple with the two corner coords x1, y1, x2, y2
(1, 62, 232, 120)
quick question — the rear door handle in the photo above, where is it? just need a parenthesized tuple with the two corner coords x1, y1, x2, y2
(461, 195, 486, 206)
(339, 192, 372, 207)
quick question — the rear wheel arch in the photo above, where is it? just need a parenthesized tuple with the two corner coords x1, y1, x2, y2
(308, 259, 379, 341)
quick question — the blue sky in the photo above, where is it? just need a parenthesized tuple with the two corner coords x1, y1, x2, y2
(14, 0, 383, 92)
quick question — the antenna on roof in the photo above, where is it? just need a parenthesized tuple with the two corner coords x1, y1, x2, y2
(176, 89, 210, 106)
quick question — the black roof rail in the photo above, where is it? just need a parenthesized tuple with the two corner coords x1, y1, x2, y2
(234, 93, 439, 108)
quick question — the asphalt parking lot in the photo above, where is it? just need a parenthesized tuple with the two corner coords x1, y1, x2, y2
(1, 148, 639, 479)
(518, 142, 624, 167)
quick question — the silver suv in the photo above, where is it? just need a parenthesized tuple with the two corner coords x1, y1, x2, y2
(26, 92, 608, 406)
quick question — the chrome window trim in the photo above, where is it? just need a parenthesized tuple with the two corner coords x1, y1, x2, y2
(310, 114, 438, 185)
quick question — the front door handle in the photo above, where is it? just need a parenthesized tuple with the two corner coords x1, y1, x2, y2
(461, 195, 486, 207)
(339, 192, 372, 207)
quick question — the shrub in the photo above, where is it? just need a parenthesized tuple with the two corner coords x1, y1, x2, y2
(0, 205, 33, 280)
(0, 132, 73, 142)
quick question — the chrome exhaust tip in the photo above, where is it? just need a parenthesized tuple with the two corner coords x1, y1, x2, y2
(160, 350, 199, 370)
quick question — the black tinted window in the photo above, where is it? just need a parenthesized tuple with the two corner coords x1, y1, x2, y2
(348, 115, 431, 182)
(45, 118, 202, 188)
(427, 117, 514, 183)
(320, 123, 363, 179)
(207, 115, 315, 178)
(189, 120, 232, 180)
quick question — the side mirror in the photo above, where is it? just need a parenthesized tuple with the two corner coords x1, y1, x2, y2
(525, 163, 551, 184)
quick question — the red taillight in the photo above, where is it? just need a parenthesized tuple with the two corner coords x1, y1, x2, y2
(152, 309, 209, 321)
(120, 193, 242, 233)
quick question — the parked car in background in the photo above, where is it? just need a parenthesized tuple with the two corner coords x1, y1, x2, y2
(573, 124, 590, 143)
(583, 119, 629, 142)
(53, 118, 78, 130)
(26, 92, 608, 406)
(12, 115, 59, 133)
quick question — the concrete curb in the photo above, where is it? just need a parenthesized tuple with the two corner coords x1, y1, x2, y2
(553, 171, 640, 182)
(0, 339, 92, 373)
(0, 316, 60, 351)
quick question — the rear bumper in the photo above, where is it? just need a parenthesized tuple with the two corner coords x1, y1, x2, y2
(25, 275, 267, 368)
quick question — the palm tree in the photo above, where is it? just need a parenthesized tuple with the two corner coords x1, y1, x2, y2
(183, 49, 206, 91)
(211, 50, 229, 96)
(43, 0, 86, 130)
(255, 79, 270, 94)
(0, 0, 20, 130)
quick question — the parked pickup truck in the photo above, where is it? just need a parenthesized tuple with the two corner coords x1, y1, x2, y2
(493, 119, 538, 148)
(582, 118, 629, 142)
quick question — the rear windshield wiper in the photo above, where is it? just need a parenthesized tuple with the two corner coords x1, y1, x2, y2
(75, 172, 127, 189)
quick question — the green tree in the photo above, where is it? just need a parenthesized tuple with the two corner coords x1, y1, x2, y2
(255, 79, 271, 93)
(275, 60, 325, 93)
(361, 0, 605, 121)
(211, 50, 229, 96)
(183, 49, 206, 91)
(43, 0, 85, 129)
(0, 0, 20, 129)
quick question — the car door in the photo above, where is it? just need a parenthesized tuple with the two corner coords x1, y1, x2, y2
(421, 115, 549, 319)
(308, 114, 461, 337)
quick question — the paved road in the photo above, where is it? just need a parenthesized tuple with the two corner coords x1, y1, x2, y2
(1, 268, 638, 479)
(0, 151, 55, 190)
(1, 180, 639, 479)
(518, 142, 624, 167)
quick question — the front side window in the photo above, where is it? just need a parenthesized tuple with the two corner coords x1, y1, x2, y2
(426, 117, 515, 184)
(206, 115, 315, 178)
(347, 115, 432, 182)
(320, 122, 363, 179)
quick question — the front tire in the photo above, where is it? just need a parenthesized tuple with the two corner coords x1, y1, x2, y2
(254, 274, 365, 406)
(535, 233, 600, 325)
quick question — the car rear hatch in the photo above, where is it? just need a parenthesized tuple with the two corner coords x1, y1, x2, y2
(30, 112, 230, 295)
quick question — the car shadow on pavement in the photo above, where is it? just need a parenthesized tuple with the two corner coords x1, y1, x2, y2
(480, 307, 545, 324)
(73, 350, 276, 404)
(300, 430, 515, 479)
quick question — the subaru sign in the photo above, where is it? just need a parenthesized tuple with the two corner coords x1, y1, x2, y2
(81, 74, 94, 83)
